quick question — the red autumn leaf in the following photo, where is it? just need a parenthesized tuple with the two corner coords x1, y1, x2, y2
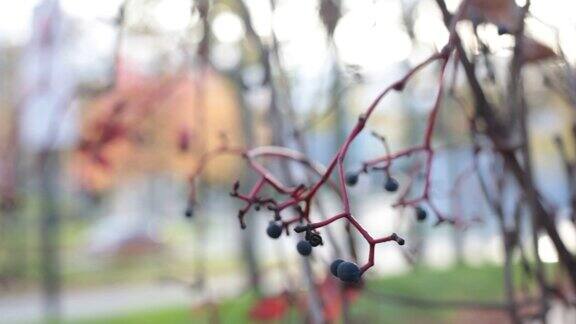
(469, 0, 514, 11)
(316, 276, 362, 321)
(178, 128, 191, 153)
(98, 123, 126, 145)
(466, 0, 520, 32)
(77, 138, 92, 153)
(112, 100, 127, 114)
(92, 151, 111, 169)
(249, 294, 290, 321)
(521, 37, 556, 64)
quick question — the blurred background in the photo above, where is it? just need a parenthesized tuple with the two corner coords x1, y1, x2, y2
(1, 0, 576, 323)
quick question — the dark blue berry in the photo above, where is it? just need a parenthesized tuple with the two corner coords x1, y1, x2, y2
(294, 224, 308, 233)
(307, 233, 323, 247)
(337, 261, 361, 283)
(297, 240, 312, 256)
(184, 208, 193, 218)
(345, 172, 359, 186)
(391, 233, 405, 245)
(416, 206, 427, 221)
(330, 259, 345, 277)
(384, 177, 399, 192)
(266, 222, 282, 239)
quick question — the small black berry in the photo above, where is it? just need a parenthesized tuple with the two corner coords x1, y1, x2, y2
(307, 233, 323, 247)
(337, 261, 361, 283)
(392, 82, 405, 91)
(297, 240, 312, 256)
(184, 208, 193, 218)
(416, 206, 427, 222)
(266, 222, 283, 239)
(345, 172, 359, 186)
(330, 259, 345, 277)
(294, 224, 308, 233)
(497, 25, 509, 35)
(384, 177, 399, 192)
(397, 237, 405, 245)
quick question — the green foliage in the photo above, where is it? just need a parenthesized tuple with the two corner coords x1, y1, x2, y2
(352, 264, 506, 323)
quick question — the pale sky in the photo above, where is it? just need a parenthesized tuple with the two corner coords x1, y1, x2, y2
(2, 0, 575, 67)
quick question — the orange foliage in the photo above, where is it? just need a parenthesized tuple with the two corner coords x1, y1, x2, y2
(73, 68, 244, 192)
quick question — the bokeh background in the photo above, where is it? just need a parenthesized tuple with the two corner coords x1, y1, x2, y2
(1, 0, 576, 323)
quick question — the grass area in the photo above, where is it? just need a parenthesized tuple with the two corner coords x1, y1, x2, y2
(75, 264, 509, 324)
(352, 264, 506, 323)
(75, 306, 193, 324)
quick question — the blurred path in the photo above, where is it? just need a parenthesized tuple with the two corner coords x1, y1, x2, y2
(0, 275, 243, 323)
(1, 268, 574, 323)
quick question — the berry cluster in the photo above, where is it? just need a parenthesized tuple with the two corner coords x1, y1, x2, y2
(268, 221, 324, 256)
(330, 259, 360, 283)
(327, 233, 405, 283)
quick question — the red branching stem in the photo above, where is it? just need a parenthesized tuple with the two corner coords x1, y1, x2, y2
(293, 29, 461, 271)
(362, 146, 426, 171)
(186, 144, 340, 229)
(188, 48, 454, 272)
(364, 50, 453, 225)
(213, 47, 452, 271)
(305, 212, 349, 231)
(189, 0, 472, 276)
(362, 233, 397, 273)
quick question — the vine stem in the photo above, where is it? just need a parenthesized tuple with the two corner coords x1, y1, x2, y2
(187, 0, 473, 276)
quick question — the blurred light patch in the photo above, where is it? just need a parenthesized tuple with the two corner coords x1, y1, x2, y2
(151, 0, 191, 32)
(213, 12, 244, 43)
(558, 217, 576, 251)
(335, 3, 411, 70)
(530, 0, 576, 62)
(244, 0, 272, 38)
(272, 0, 319, 42)
(515, 0, 527, 6)
(212, 43, 241, 70)
(477, 24, 515, 51)
(414, 1, 448, 49)
(0, 0, 37, 44)
(61, 0, 123, 19)
(273, 1, 327, 70)
(538, 235, 559, 264)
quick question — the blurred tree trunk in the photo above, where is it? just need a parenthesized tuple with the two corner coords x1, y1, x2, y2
(38, 150, 62, 322)
(330, 59, 357, 264)
(400, 63, 425, 267)
(233, 71, 263, 295)
(436, 104, 465, 266)
(435, 0, 576, 291)
(236, 1, 325, 322)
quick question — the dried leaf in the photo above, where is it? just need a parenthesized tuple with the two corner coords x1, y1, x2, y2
(178, 128, 191, 152)
(466, 0, 521, 32)
(521, 37, 556, 64)
(316, 276, 362, 321)
(249, 295, 290, 321)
